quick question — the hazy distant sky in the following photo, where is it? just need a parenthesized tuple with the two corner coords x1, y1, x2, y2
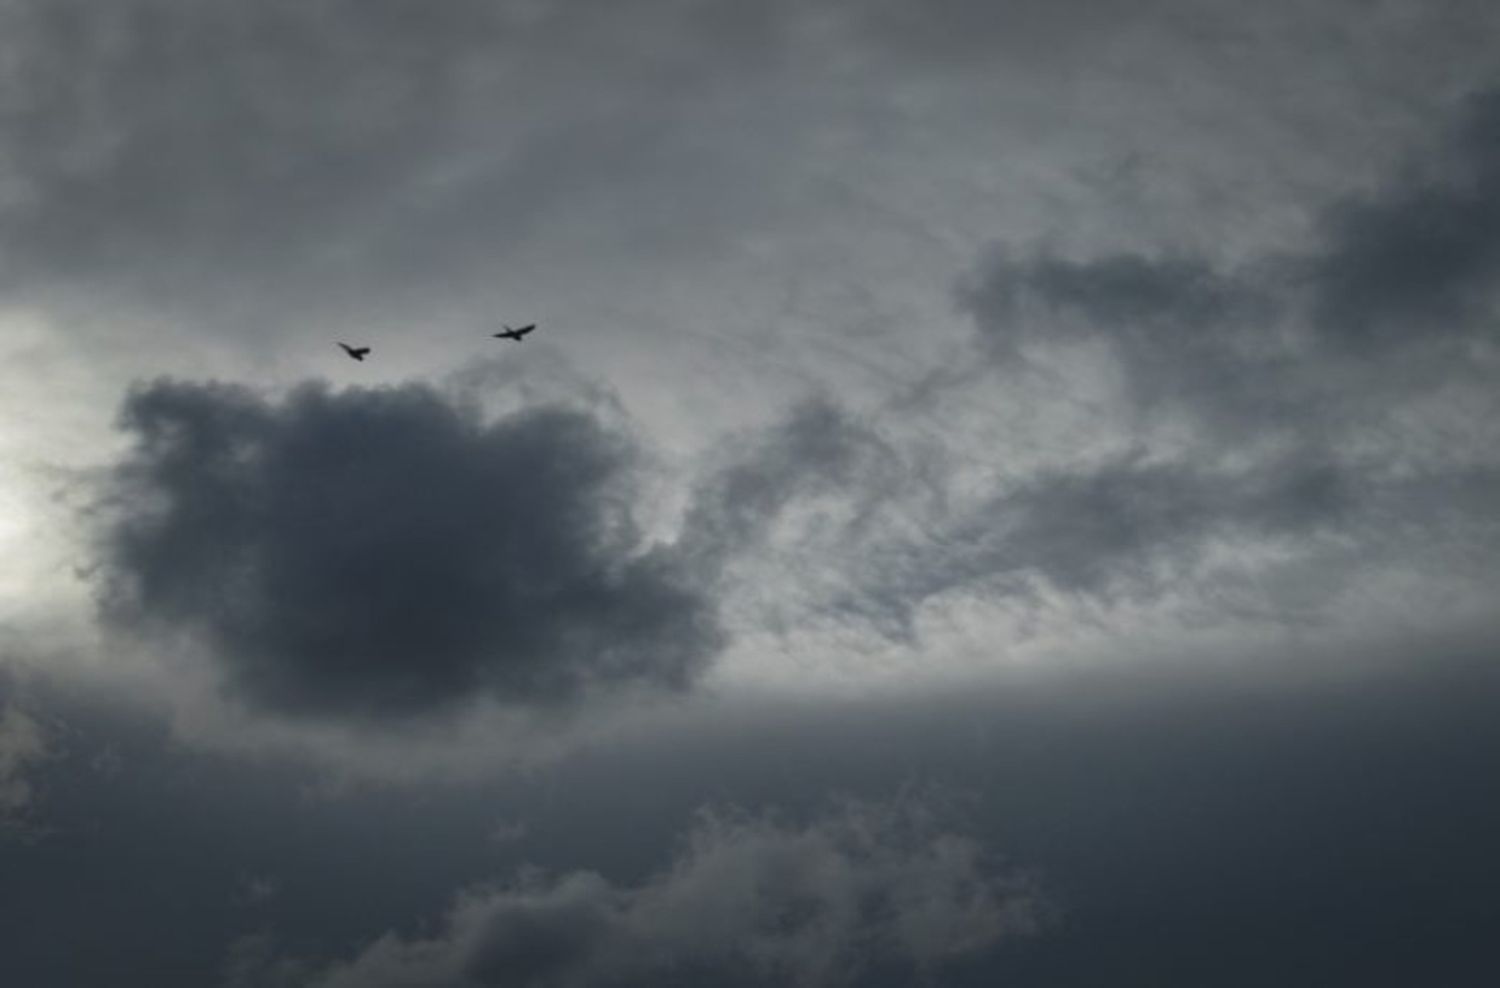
(2, 2, 1499, 985)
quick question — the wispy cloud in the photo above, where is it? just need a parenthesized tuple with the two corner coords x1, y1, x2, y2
(0, 701, 49, 828)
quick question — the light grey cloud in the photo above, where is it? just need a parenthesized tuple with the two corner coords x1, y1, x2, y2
(292, 798, 1041, 988)
(96, 379, 722, 721)
(0, 700, 49, 825)
(489, 819, 529, 845)
(848, 81, 1500, 631)
(0, 0, 810, 344)
(952, 454, 1352, 599)
(236, 874, 280, 907)
(13, 0, 1473, 362)
(679, 398, 900, 572)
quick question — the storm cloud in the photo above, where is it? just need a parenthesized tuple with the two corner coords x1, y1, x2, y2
(4, 5, 1500, 986)
(97, 379, 722, 720)
(290, 799, 1040, 988)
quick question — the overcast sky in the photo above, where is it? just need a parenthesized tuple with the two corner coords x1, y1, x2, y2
(3, 2, 1499, 985)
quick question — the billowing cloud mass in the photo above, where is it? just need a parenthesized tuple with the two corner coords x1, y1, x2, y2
(97, 380, 722, 719)
(261, 799, 1040, 988)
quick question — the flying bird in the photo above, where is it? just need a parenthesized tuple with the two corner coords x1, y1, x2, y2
(493, 323, 537, 341)
(338, 343, 371, 361)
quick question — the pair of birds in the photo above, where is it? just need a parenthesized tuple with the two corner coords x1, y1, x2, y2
(337, 324, 536, 362)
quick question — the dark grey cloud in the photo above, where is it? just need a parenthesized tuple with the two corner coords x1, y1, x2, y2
(957, 248, 1289, 432)
(963, 82, 1500, 408)
(959, 249, 1274, 367)
(6, 633, 1500, 988)
(1307, 87, 1500, 349)
(96, 379, 721, 720)
(963, 252, 1262, 343)
(293, 799, 1040, 988)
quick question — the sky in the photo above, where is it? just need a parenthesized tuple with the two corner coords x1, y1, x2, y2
(2, 1, 1499, 985)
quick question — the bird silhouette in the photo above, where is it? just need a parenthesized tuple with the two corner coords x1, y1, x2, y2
(493, 323, 537, 341)
(338, 342, 371, 361)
